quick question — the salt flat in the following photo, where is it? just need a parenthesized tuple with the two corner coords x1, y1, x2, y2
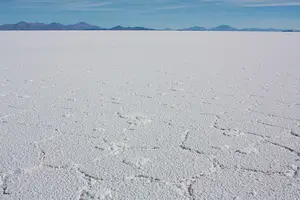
(0, 31, 300, 200)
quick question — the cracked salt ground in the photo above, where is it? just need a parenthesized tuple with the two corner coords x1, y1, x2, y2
(181, 127, 264, 156)
(113, 118, 187, 148)
(39, 135, 107, 168)
(1, 32, 300, 199)
(121, 147, 212, 182)
(0, 139, 41, 172)
(291, 127, 300, 137)
(1, 168, 84, 200)
(216, 141, 300, 174)
(116, 112, 153, 130)
(78, 178, 185, 200)
(191, 169, 300, 200)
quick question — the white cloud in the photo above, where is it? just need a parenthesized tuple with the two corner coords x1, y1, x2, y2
(243, 2, 300, 7)
(12, 0, 114, 11)
(62, 1, 113, 11)
(7, 0, 300, 11)
(227, 0, 300, 7)
(156, 5, 193, 10)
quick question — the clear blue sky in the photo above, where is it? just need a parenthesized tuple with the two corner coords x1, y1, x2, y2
(1, 0, 300, 29)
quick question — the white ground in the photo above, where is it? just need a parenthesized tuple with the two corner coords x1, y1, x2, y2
(0, 31, 300, 200)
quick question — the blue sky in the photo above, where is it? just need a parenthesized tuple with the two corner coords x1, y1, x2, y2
(0, 0, 300, 29)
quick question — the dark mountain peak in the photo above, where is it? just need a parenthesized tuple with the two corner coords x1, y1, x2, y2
(216, 24, 232, 28)
(111, 25, 123, 30)
(179, 26, 206, 31)
(72, 22, 94, 27)
(110, 24, 155, 30)
(68, 22, 105, 30)
(44, 22, 65, 30)
(211, 25, 236, 31)
(13, 21, 32, 30)
(16, 21, 28, 25)
(191, 26, 205, 29)
(133, 26, 153, 30)
(48, 22, 65, 27)
(75, 22, 89, 25)
(282, 30, 294, 32)
(31, 22, 45, 25)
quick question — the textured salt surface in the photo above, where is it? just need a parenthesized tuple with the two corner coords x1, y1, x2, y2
(0, 31, 300, 200)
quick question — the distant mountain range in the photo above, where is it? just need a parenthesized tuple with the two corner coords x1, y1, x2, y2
(0, 22, 105, 30)
(178, 25, 298, 32)
(0, 22, 298, 32)
(110, 25, 154, 31)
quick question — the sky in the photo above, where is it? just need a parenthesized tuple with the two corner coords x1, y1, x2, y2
(0, 0, 300, 29)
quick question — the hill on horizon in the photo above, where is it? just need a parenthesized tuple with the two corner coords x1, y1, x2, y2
(0, 22, 299, 32)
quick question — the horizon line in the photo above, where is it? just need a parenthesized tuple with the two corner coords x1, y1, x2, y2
(0, 21, 299, 31)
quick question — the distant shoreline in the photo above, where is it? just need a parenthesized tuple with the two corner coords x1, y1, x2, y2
(0, 22, 299, 32)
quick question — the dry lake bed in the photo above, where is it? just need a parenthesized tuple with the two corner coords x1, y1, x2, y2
(0, 31, 300, 199)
